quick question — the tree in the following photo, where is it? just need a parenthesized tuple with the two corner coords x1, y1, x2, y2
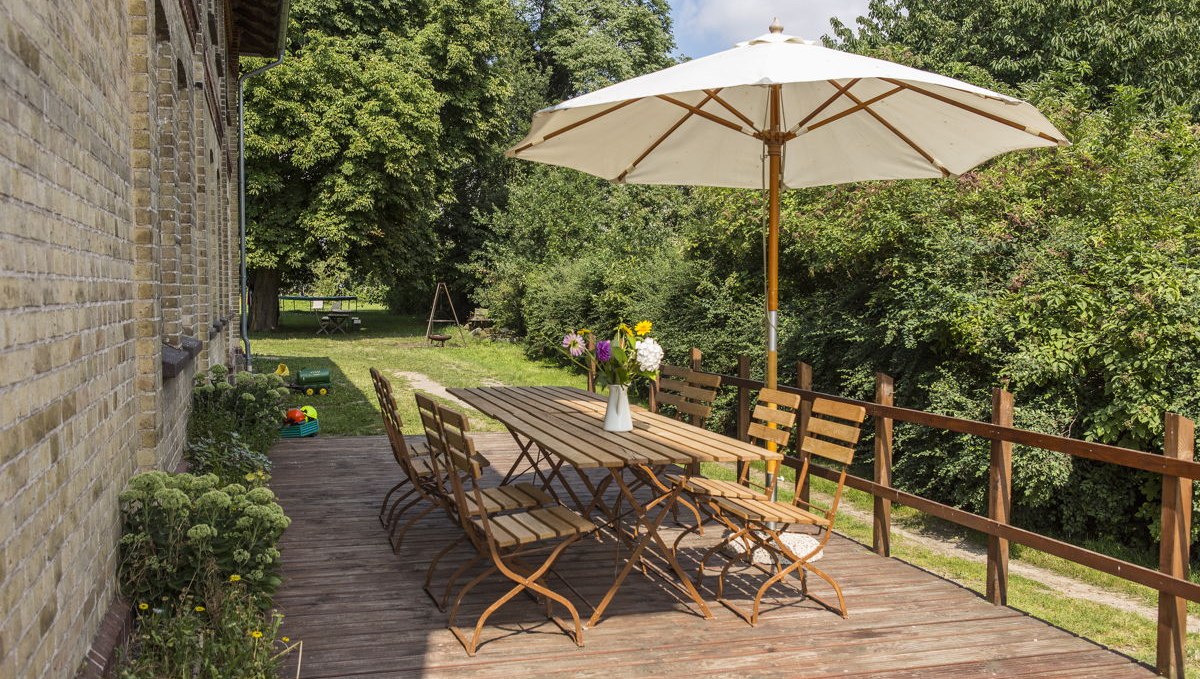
(828, 0, 1200, 116)
(519, 0, 674, 99)
(243, 32, 445, 329)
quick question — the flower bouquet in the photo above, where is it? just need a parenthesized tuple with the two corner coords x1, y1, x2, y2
(561, 321, 664, 432)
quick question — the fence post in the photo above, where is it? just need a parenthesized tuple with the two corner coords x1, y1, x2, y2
(796, 362, 813, 506)
(1157, 413, 1194, 678)
(736, 356, 751, 442)
(873, 373, 894, 557)
(986, 387, 1014, 605)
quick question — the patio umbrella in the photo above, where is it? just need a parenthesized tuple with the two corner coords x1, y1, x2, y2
(507, 20, 1067, 482)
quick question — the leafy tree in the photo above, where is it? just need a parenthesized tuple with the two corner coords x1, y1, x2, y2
(828, 0, 1200, 116)
(518, 0, 674, 98)
(243, 32, 445, 329)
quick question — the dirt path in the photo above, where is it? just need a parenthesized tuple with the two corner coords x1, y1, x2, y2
(827, 497, 1199, 626)
(391, 371, 505, 407)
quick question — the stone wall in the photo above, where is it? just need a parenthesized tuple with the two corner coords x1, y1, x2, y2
(0, 0, 247, 674)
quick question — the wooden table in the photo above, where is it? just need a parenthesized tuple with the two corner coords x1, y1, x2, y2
(448, 385, 783, 626)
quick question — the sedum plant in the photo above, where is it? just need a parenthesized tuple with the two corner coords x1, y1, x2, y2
(118, 472, 291, 604)
(189, 364, 290, 453)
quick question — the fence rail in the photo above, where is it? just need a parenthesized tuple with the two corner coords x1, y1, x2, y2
(686, 352, 1195, 678)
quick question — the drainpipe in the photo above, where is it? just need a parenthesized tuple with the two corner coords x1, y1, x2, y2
(237, 55, 283, 371)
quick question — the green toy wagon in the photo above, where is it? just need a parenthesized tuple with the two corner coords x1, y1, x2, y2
(290, 368, 332, 396)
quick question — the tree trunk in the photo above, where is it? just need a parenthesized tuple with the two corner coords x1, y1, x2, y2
(249, 268, 280, 331)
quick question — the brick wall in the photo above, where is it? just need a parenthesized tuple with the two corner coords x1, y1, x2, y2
(0, 0, 248, 674)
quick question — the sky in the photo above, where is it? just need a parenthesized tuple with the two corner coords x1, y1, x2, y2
(670, 0, 873, 58)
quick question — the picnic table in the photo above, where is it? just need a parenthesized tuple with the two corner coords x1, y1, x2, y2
(448, 385, 783, 627)
(278, 296, 359, 335)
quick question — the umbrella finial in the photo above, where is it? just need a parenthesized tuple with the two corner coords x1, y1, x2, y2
(769, 18, 784, 33)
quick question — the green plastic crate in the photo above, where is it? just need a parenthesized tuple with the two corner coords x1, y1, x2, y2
(280, 419, 319, 438)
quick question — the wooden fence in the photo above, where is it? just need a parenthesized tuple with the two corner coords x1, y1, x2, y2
(678, 350, 1195, 678)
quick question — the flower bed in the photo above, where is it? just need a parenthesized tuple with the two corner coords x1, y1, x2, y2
(113, 366, 298, 677)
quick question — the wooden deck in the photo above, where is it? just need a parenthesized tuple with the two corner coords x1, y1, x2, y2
(271, 434, 1155, 678)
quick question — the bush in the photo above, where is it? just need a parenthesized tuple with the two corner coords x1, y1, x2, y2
(118, 472, 290, 604)
(189, 364, 289, 453)
(118, 586, 294, 679)
(186, 434, 273, 486)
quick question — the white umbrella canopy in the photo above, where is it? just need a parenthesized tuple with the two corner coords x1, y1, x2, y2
(508, 25, 1068, 189)
(506, 21, 1068, 463)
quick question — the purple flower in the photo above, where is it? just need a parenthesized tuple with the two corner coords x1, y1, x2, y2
(562, 332, 585, 357)
(596, 340, 612, 363)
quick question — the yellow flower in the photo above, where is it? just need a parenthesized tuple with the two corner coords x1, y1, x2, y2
(635, 320, 652, 336)
(194, 606, 205, 612)
(245, 472, 256, 481)
(137, 602, 149, 611)
(577, 328, 591, 335)
(229, 574, 242, 583)
(281, 637, 290, 643)
(250, 630, 263, 639)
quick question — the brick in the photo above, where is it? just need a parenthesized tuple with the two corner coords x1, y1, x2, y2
(0, 0, 248, 674)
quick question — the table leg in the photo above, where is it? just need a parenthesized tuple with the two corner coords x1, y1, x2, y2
(587, 467, 713, 627)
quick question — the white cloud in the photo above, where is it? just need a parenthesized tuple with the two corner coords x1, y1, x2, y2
(672, 0, 872, 58)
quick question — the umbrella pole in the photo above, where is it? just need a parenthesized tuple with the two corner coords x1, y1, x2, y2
(765, 83, 783, 500)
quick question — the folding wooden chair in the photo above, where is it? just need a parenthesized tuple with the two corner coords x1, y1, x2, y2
(369, 368, 435, 540)
(436, 406, 597, 656)
(416, 398, 559, 607)
(635, 365, 722, 527)
(697, 398, 866, 624)
(668, 387, 802, 550)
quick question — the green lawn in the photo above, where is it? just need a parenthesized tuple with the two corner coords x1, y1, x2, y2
(250, 306, 586, 434)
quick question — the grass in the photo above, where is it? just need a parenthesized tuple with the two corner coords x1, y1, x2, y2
(254, 312, 1194, 673)
(250, 306, 586, 434)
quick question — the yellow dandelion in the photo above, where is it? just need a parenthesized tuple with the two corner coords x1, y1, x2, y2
(634, 320, 652, 336)
(194, 605, 205, 612)
(281, 637, 290, 643)
(250, 630, 263, 639)
(137, 602, 149, 611)
(229, 574, 242, 583)
(244, 472, 256, 481)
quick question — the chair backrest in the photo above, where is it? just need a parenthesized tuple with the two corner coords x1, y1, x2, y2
(414, 392, 448, 482)
(331, 301, 343, 311)
(655, 364, 721, 427)
(433, 405, 492, 552)
(746, 387, 803, 450)
(370, 368, 421, 470)
(735, 388, 803, 493)
(790, 398, 867, 519)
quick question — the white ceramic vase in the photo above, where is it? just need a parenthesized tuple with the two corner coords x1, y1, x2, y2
(603, 384, 633, 432)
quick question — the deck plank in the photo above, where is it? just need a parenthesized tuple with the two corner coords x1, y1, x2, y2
(270, 434, 1154, 678)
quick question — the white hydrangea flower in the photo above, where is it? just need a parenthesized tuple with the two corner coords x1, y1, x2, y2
(634, 338, 664, 373)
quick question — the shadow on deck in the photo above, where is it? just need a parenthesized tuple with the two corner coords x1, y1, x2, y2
(271, 434, 1154, 678)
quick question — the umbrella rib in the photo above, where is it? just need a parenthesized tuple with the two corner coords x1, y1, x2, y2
(616, 93, 717, 183)
(788, 79, 861, 133)
(657, 95, 756, 136)
(703, 89, 762, 133)
(841, 89, 950, 176)
(881, 78, 1066, 144)
(799, 86, 904, 134)
(510, 99, 641, 155)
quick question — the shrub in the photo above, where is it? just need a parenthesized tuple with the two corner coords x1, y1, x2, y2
(119, 472, 290, 604)
(186, 434, 273, 486)
(189, 364, 289, 453)
(118, 586, 294, 679)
